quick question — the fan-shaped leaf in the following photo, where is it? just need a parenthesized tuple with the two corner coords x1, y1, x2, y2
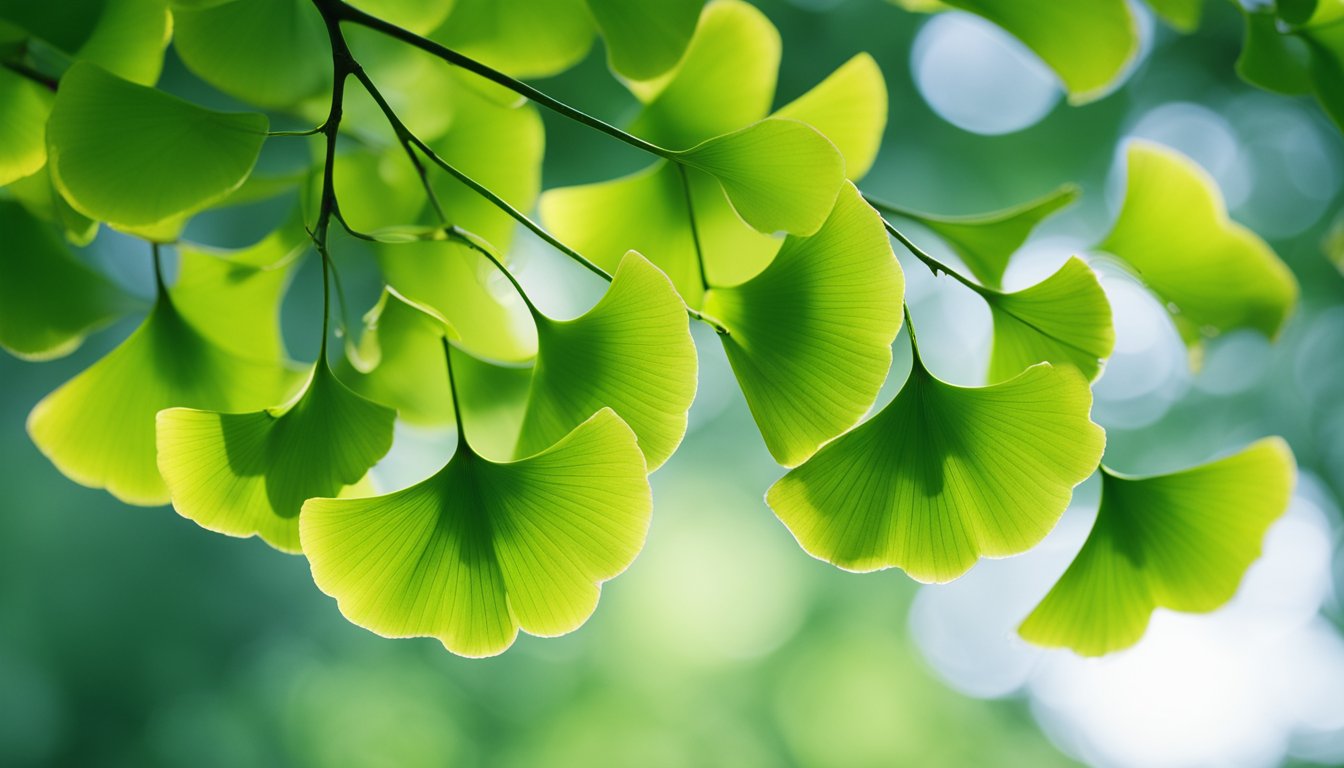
(1145, 0, 1202, 31)
(585, 0, 701, 81)
(3, 164, 99, 246)
(301, 408, 651, 657)
(27, 296, 300, 506)
(768, 358, 1104, 583)
(628, 0, 778, 148)
(433, 0, 594, 80)
(986, 256, 1114, 383)
(157, 364, 396, 553)
(0, 68, 50, 186)
(703, 184, 904, 467)
(1098, 141, 1298, 349)
(1019, 438, 1294, 656)
(516, 253, 697, 471)
(172, 0, 330, 108)
(888, 185, 1078, 289)
(347, 0, 455, 34)
(71, 0, 171, 85)
(676, 118, 845, 237)
(47, 63, 269, 228)
(1236, 8, 1313, 95)
(773, 53, 888, 181)
(0, 200, 132, 361)
(937, 0, 1139, 103)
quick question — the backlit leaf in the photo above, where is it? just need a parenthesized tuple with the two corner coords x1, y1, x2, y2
(1145, 0, 1203, 32)
(301, 408, 651, 657)
(768, 358, 1104, 583)
(773, 53, 888, 181)
(1236, 7, 1313, 95)
(1098, 141, 1298, 349)
(516, 253, 697, 471)
(1019, 438, 1294, 656)
(47, 62, 269, 228)
(985, 256, 1114, 383)
(703, 184, 904, 467)
(433, 0, 594, 80)
(585, 0, 701, 81)
(157, 364, 396, 553)
(0, 67, 51, 186)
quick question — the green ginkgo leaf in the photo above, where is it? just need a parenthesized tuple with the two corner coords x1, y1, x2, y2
(0, 67, 50, 186)
(676, 118, 845, 237)
(1303, 13, 1344, 132)
(1144, 0, 1202, 32)
(157, 364, 396, 553)
(767, 357, 1104, 583)
(301, 408, 651, 657)
(1236, 7, 1313, 95)
(47, 62, 269, 228)
(27, 294, 300, 506)
(71, 0, 171, 86)
(1098, 141, 1298, 349)
(985, 256, 1114, 383)
(703, 184, 904, 467)
(628, 0, 778, 148)
(3, 164, 100, 246)
(433, 0, 594, 80)
(0, 200, 133, 361)
(584, 0, 701, 81)
(173, 217, 308, 362)
(172, 0, 331, 109)
(347, 0, 455, 34)
(516, 253, 697, 471)
(882, 184, 1078, 289)
(773, 53, 888, 182)
(1019, 438, 1294, 656)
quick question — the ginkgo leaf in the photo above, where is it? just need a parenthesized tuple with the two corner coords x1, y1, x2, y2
(347, 0, 455, 34)
(301, 408, 652, 658)
(1144, 0, 1202, 32)
(1303, 13, 1344, 132)
(46, 63, 269, 228)
(703, 183, 904, 467)
(767, 357, 1105, 583)
(675, 118, 845, 237)
(27, 295, 300, 506)
(334, 289, 533, 461)
(332, 149, 427, 234)
(0, 67, 50, 186)
(157, 364, 396, 553)
(628, 0, 778, 148)
(1019, 438, 1295, 656)
(883, 185, 1078, 289)
(985, 256, 1114, 383)
(773, 53, 888, 181)
(585, 0, 701, 81)
(172, 0, 331, 109)
(516, 252, 697, 471)
(0, 200, 133, 361)
(173, 217, 308, 362)
(1236, 7, 1313, 96)
(70, 0, 171, 86)
(3, 164, 100, 246)
(1098, 141, 1298, 348)
(378, 239, 538, 363)
(934, 0, 1138, 103)
(433, 0, 594, 80)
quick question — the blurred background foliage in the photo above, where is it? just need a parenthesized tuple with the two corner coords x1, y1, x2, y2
(2, 0, 1343, 766)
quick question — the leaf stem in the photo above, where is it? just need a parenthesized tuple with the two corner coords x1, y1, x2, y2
(677, 164, 711, 293)
(441, 336, 468, 452)
(1, 59, 57, 90)
(880, 217, 985, 295)
(328, 0, 672, 160)
(151, 242, 167, 296)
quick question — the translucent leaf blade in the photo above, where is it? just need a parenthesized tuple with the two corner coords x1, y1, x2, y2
(301, 409, 652, 657)
(432, 0, 594, 80)
(0, 67, 51, 187)
(773, 53, 888, 182)
(1019, 438, 1295, 656)
(704, 183, 904, 467)
(585, 0, 701, 81)
(986, 256, 1115, 383)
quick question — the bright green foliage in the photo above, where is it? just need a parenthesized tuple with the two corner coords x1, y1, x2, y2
(890, 185, 1078, 289)
(301, 408, 652, 657)
(768, 359, 1104, 583)
(4, 165, 100, 246)
(173, 218, 308, 362)
(517, 253, 697, 471)
(0, 200, 132, 360)
(704, 184, 904, 467)
(1145, 0, 1203, 31)
(773, 54, 888, 181)
(0, 68, 50, 186)
(332, 150, 427, 233)
(1232, 0, 1344, 131)
(1098, 141, 1298, 349)
(27, 295, 299, 506)
(434, 0, 593, 79)
(1019, 438, 1295, 656)
(923, 0, 1138, 103)
(172, 0, 331, 109)
(157, 364, 396, 553)
(542, 0, 885, 302)
(585, 0, 701, 81)
(985, 257, 1114, 383)
(348, 0, 455, 34)
(675, 118, 844, 238)
(46, 63, 269, 229)
(0, 0, 170, 85)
